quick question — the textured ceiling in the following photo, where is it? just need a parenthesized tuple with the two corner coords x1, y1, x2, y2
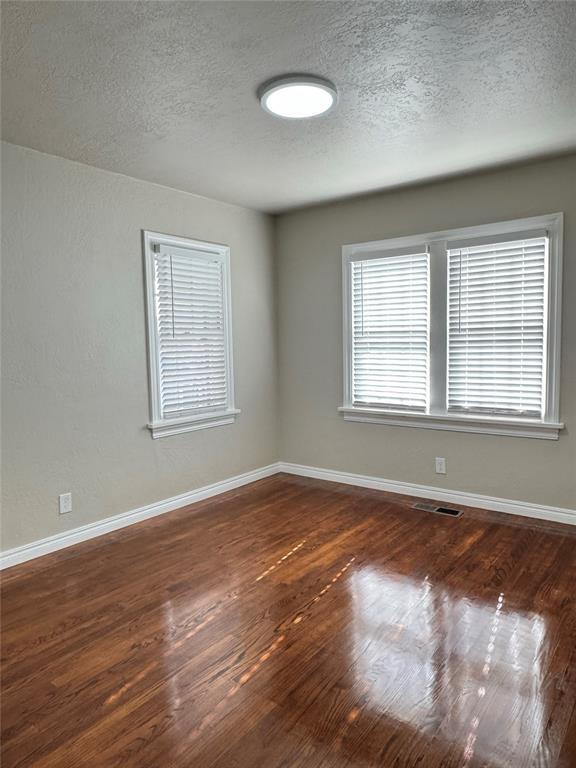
(2, 1, 576, 212)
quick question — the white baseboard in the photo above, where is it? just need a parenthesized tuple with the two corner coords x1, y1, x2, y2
(3, 460, 574, 570)
(0, 463, 281, 570)
(277, 462, 576, 527)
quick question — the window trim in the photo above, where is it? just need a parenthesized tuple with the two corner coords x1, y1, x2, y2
(143, 230, 239, 439)
(341, 213, 564, 440)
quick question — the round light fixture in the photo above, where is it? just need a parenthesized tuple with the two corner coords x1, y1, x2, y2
(258, 75, 337, 119)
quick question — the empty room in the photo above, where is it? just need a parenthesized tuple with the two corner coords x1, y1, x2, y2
(1, 1, 575, 766)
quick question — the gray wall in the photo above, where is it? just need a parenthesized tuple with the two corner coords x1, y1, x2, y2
(1, 142, 278, 550)
(276, 155, 576, 509)
(2, 145, 575, 553)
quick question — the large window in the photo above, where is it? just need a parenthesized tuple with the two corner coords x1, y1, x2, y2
(341, 214, 563, 439)
(143, 231, 238, 438)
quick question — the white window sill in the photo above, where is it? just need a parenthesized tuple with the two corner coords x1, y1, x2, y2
(148, 409, 241, 439)
(338, 406, 564, 440)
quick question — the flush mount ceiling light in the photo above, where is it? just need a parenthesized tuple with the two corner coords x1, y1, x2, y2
(258, 75, 337, 119)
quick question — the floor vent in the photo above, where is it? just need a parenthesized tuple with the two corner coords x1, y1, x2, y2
(413, 502, 462, 518)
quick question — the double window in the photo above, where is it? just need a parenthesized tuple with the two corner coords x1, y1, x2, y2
(143, 231, 238, 438)
(341, 214, 563, 439)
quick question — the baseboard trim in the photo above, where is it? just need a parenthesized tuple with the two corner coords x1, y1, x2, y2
(277, 462, 576, 528)
(3, 460, 574, 569)
(0, 463, 281, 570)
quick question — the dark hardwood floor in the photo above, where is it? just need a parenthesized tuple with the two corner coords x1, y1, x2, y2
(2, 473, 576, 767)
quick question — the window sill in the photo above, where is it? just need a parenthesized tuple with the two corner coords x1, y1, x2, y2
(148, 409, 241, 439)
(338, 407, 564, 440)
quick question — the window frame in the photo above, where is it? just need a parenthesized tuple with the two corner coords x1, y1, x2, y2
(340, 213, 564, 440)
(143, 230, 239, 439)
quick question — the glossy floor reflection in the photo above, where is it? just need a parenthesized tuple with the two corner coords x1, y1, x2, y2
(350, 568, 547, 766)
(2, 474, 575, 767)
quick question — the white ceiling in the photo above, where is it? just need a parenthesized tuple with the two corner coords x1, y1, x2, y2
(2, 1, 575, 212)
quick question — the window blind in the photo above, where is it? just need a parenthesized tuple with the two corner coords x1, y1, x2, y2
(351, 252, 429, 411)
(447, 236, 547, 417)
(153, 247, 228, 419)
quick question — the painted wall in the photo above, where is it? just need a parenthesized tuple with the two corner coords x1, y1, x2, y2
(2, 144, 575, 554)
(1, 142, 278, 550)
(276, 155, 576, 509)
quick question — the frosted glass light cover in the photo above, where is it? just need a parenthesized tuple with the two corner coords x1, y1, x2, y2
(259, 76, 337, 119)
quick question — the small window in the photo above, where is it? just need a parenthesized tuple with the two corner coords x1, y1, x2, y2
(341, 214, 564, 439)
(143, 231, 238, 438)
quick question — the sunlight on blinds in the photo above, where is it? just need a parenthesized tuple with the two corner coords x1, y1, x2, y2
(448, 237, 547, 416)
(154, 250, 227, 418)
(351, 252, 429, 411)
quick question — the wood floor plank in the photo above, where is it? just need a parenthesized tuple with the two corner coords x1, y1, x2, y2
(1, 474, 575, 767)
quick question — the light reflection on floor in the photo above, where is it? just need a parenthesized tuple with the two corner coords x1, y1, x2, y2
(349, 566, 546, 766)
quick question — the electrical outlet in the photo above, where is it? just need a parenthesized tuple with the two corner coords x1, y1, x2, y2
(435, 457, 447, 475)
(59, 492, 72, 515)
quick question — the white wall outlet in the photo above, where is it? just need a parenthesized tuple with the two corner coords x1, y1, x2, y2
(435, 457, 447, 475)
(59, 492, 72, 515)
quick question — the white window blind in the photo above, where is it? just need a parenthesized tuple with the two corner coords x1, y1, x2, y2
(447, 236, 547, 417)
(144, 231, 237, 438)
(154, 246, 228, 418)
(351, 251, 429, 411)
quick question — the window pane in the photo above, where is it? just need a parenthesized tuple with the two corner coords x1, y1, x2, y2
(447, 237, 547, 417)
(351, 252, 429, 411)
(154, 250, 228, 418)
